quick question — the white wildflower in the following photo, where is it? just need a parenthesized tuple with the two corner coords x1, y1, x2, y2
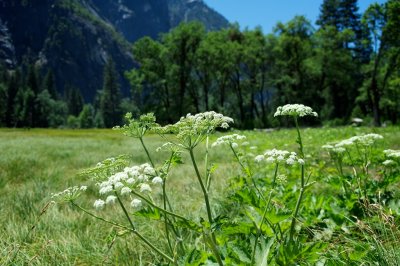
(126, 178, 135, 184)
(114, 182, 124, 189)
(383, 160, 396, 166)
(99, 185, 113, 195)
(384, 149, 400, 159)
(286, 158, 295, 165)
(255, 155, 264, 162)
(94, 199, 105, 210)
(131, 199, 142, 208)
(105, 195, 117, 205)
(274, 104, 318, 117)
(140, 183, 152, 193)
(121, 187, 132, 195)
(152, 176, 163, 185)
(256, 149, 301, 165)
(212, 134, 246, 147)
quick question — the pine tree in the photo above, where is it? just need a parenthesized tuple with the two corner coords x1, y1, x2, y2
(100, 57, 122, 128)
(66, 85, 84, 116)
(43, 69, 58, 99)
(317, 0, 341, 29)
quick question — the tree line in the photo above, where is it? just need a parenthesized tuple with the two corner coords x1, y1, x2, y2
(127, 0, 400, 128)
(0, 57, 129, 128)
(0, 0, 399, 128)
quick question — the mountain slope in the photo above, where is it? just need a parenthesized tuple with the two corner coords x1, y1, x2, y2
(0, 0, 229, 101)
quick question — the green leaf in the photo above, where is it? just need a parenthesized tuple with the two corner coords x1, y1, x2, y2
(133, 207, 160, 220)
(255, 237, 275, 266)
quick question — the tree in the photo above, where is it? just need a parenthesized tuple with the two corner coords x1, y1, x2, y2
(317, 0, 341, 29)
(126, 36, 171, 121)
(0, 82, 7, 126)
(272, 16, 318, 109)
(100, 57, 122, 127)
(360, 0, 400, 126)
(66, 85, 84, 116)
(43, 69, 58, 99)
(79, 104, 95, 128)
(162, 22, 205, 116)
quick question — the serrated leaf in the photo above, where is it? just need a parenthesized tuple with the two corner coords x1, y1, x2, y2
(133, 207, 160, 220)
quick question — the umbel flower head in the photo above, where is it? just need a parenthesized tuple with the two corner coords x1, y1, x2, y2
(161, 111, 234, 149)
(274, 104, 318, 118)
(334, 133, 383, 148)
(51, 186, 87, 202)
(93, 163, 162, 210)
(212, 134, 246, 148)
(114, 112, 159, 138)
(255, 149, 304, 165)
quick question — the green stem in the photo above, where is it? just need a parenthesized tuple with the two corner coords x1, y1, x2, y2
(70, 201, 132, 231)
(163, 178, 174, 256)
(139, 137, 155, 168)
(189, 148, 223, 266)
(130, 191, 190, 223)
(205, 135, 211, 190)
(289, 116, 306, 242)
(114, 191, 174, 263)
(289, 180, 305, 242)
(251, 163, 279, 264)
(230, 145, 266, 202)
(251, 190, 274, 264)
(294, 117, 304, 158)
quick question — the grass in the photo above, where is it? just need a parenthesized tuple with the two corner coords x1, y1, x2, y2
(0, 126, 399, 265)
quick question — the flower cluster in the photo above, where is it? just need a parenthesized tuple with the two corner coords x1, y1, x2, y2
(383, 149, 400, 167)
(384, 149, 400, 159)
(51, 186, 87, 201)
(115, 112, 159, 138)
(255, 149, 304, 165)
(335, 134, 383, 148)
(161, 111, 234, 148)
(322, 144, 346, 154)
(94, 163, 162, 210)
(80, 156, 129, 181)
(274, 104, 318, 117)
(211, 134, 246, 148)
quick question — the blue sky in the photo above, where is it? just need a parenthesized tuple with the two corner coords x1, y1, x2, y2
(203, 0, 387, 33)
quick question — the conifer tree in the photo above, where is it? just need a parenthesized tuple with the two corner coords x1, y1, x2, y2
(66, 85, 84, 116)
(317, 0, 341, 29)
(100, 57, 122, 128)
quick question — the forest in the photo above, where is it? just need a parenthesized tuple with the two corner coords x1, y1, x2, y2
(0, 0, 399, 129)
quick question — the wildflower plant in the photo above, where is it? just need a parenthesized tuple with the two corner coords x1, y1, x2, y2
(50, 104, 399, 265)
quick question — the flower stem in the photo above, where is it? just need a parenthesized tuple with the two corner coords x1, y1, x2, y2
(251, 163, 279, 264)
(139, 137, 155, 168)
(130, 191, 190, 222)
(189, 148, 223, 266)
(114, 191, 175, 263)
(230, 145, 266, 202)
(70, 201, 132, 231)
(289, 116, 306, 242)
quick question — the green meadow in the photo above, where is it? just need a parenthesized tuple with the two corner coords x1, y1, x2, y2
(1, 126, 399, 265)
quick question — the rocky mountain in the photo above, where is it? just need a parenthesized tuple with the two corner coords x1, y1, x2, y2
(0, 0, 228, 100)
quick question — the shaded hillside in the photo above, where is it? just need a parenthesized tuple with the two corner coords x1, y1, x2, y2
(0, 0, 229, 100)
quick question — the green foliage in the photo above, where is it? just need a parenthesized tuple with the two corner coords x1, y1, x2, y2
(100, 58, 122, 128)
(66, 85, 84, 117)
(0, 124, 399, 264)
(43, 106, 400, 265)
(78, 104, 94, 129)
